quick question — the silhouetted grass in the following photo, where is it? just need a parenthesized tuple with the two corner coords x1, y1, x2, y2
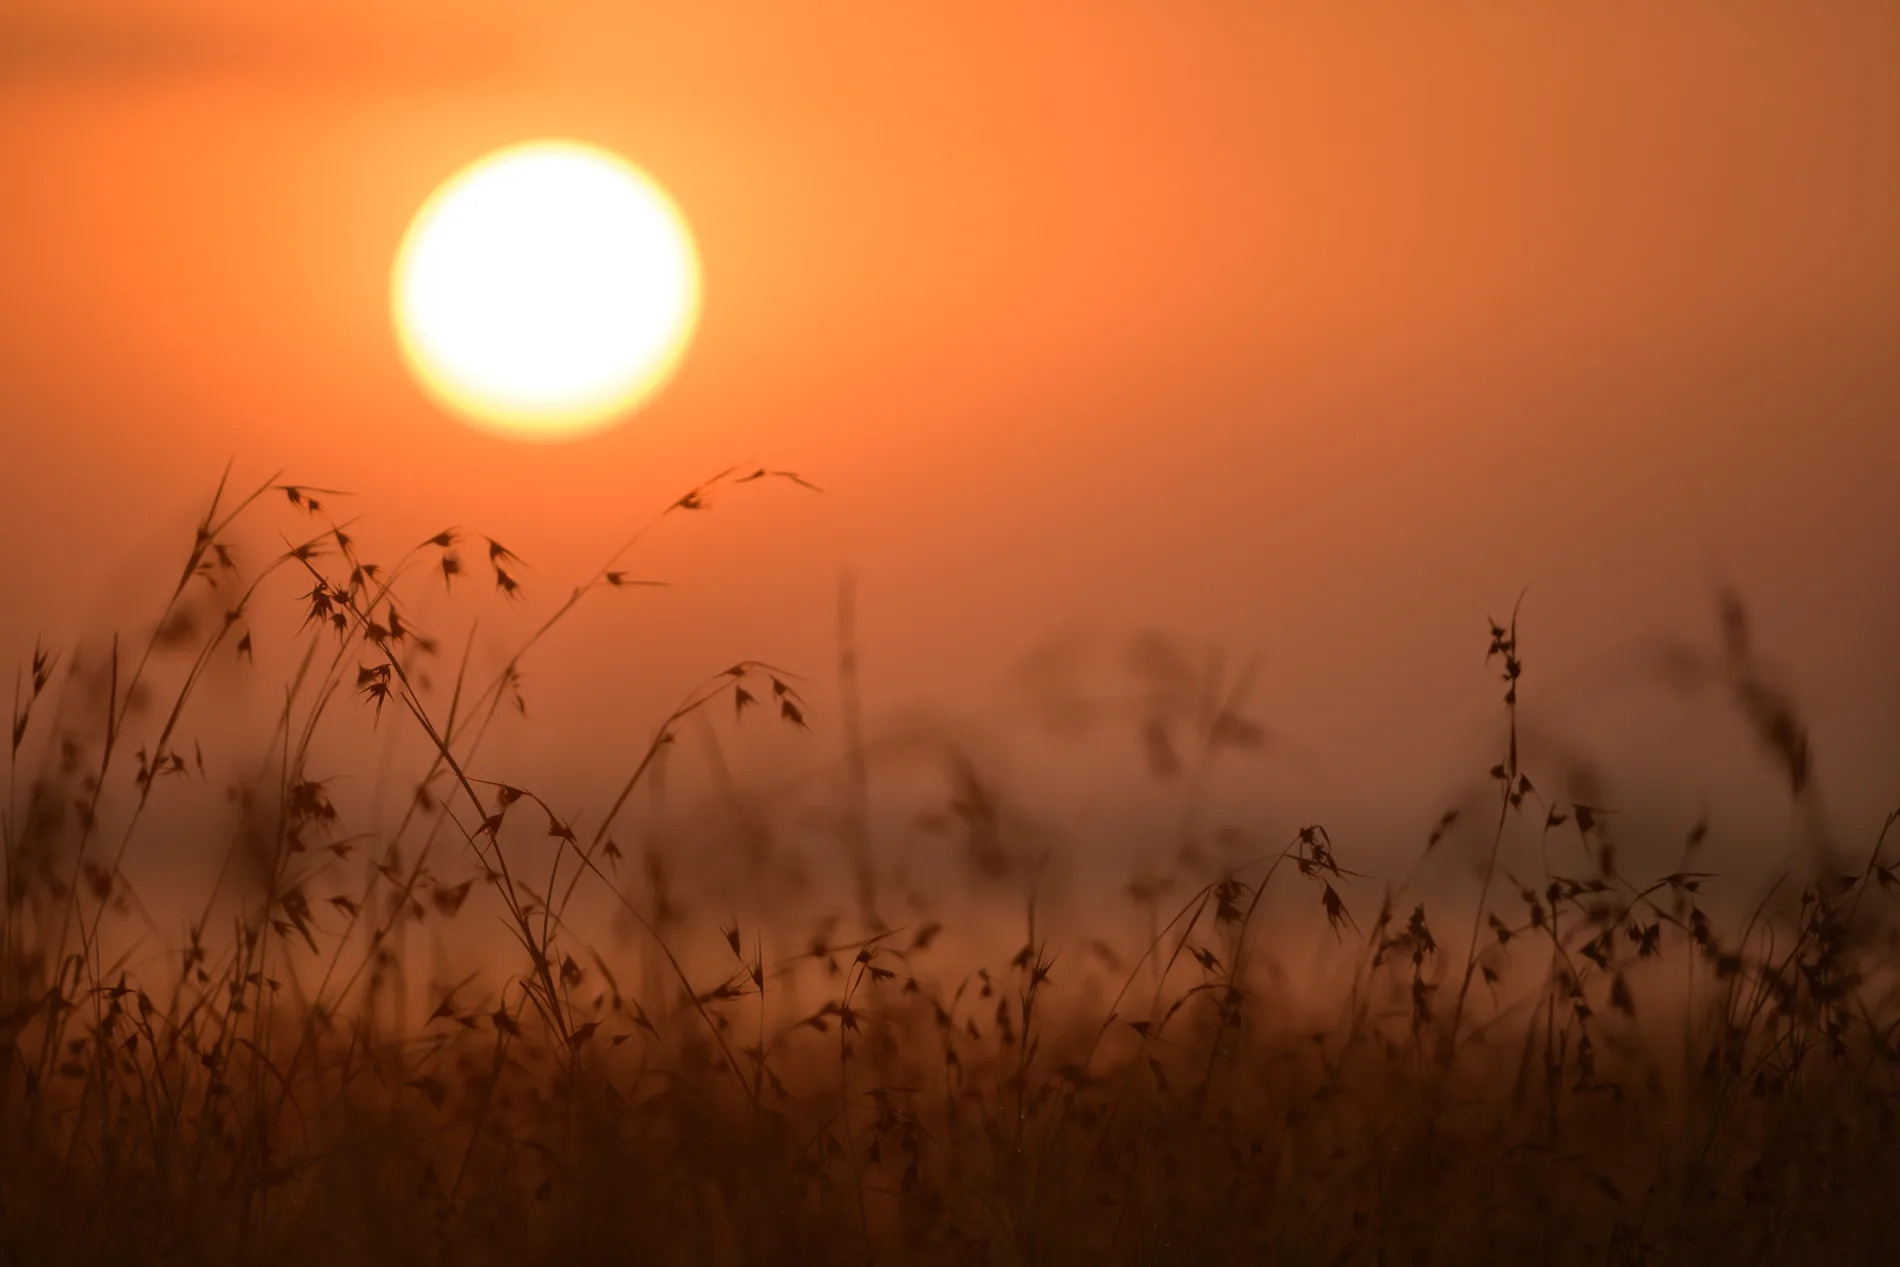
(2, 468, 1897, 1266)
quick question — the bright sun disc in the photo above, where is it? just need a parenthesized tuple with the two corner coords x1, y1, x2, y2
(392, 140, 701, 441)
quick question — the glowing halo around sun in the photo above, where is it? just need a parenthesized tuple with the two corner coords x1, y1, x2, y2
(391, 140, 701, 441)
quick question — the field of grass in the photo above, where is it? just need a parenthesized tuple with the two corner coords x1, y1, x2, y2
(3, 468, 1897, 1266)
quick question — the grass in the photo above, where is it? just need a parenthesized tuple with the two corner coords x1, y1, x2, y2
(2, 466, 1897, 1266)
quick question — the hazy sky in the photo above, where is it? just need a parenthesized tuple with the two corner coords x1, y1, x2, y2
(3, 1, 1897, 883)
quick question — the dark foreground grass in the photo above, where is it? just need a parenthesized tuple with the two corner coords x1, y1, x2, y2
(3, 469, 1897, 1266)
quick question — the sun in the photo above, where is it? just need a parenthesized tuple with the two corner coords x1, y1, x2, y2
(391, 140, 701, 441)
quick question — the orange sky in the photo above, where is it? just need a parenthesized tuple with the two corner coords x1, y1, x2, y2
(3, 1, 1897, 882)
